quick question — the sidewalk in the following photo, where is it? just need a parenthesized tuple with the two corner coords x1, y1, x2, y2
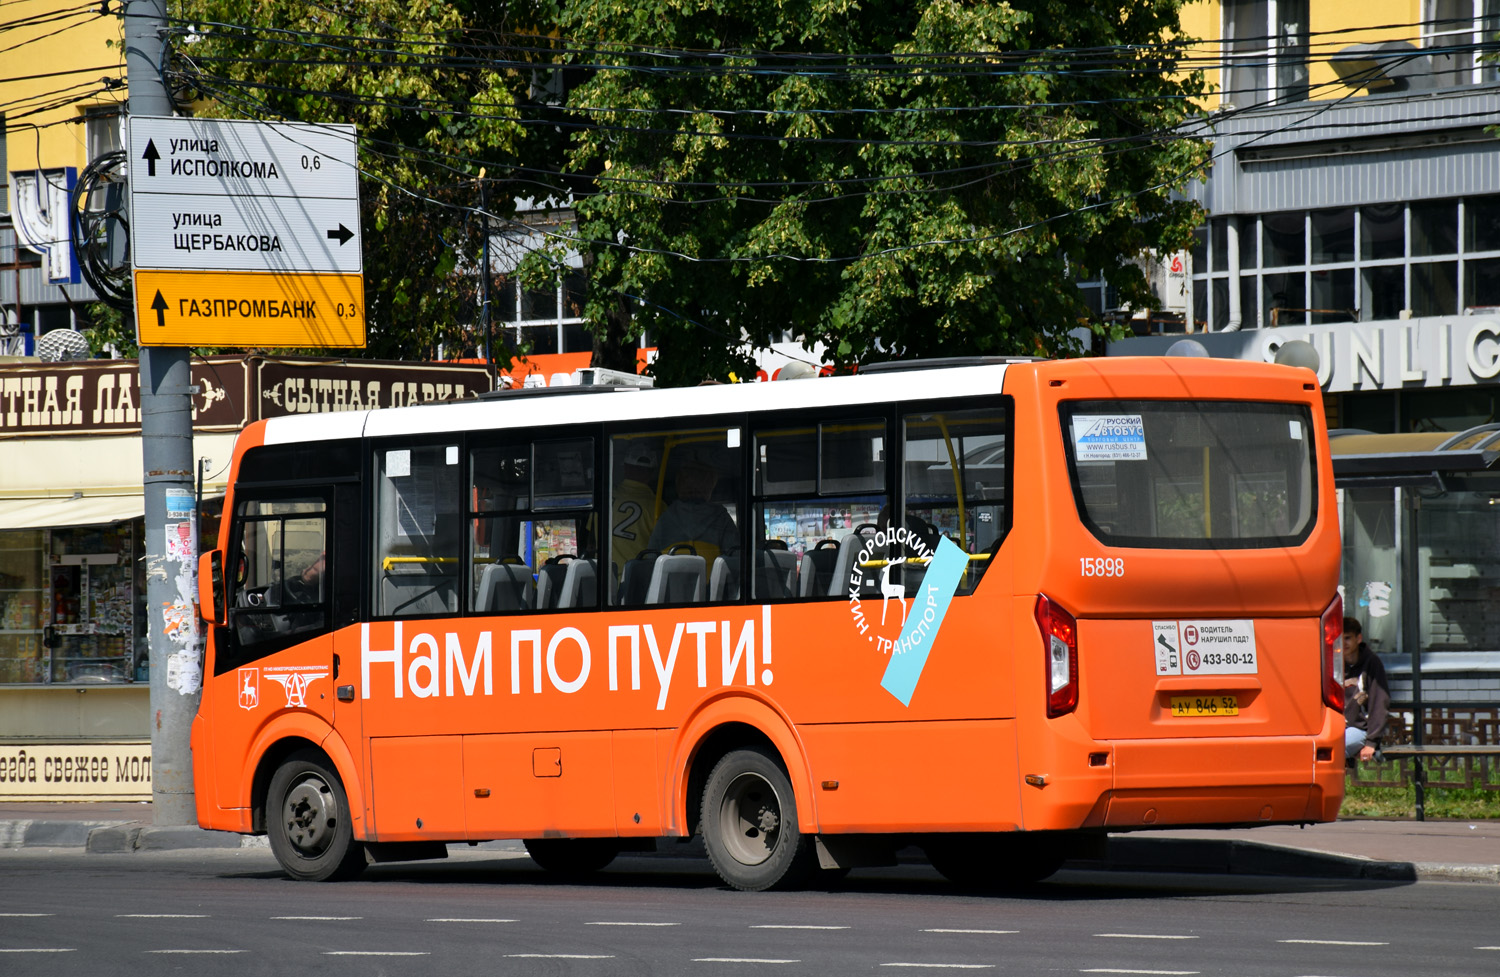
(1, 801, 1496, 883)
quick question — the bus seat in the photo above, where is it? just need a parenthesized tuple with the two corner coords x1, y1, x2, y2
(756, 548, 798, 599)
(902, 563, 927, 598)
(617, 551, 659, 606)
(474, 562, 534, 613)
(709, 555, 740, 601)
(557, 559, 598, 609)
(798, 540, 839, 597)
(828, 529, 878, 598)
(645, 554, 706, 604)
(381, 567, 458, 617)
(535, 562, 570, 610)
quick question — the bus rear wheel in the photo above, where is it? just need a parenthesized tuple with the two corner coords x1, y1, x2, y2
(701, 747, 816, 891)
(523, 838, 621, 877)
(266, 751, 366, 882)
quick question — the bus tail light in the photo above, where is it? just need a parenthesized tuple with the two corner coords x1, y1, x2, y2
(1321, 594, 1344, 713)
(1036, 593, 1079, 718)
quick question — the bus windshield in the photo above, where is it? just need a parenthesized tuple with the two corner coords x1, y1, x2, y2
(1061, 400, 1316, 549)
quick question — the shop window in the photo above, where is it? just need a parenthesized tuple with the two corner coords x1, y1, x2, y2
(375, 445, 460, 617)
(1238, 218, 1258, 270)
(1311, 209, 1354, 264)
(1209, 278, 1229, 330)
(1238, 276, 1258, 328)
(1361, 204, 1404, 261)
(519, 323, 559, 355)
(521, 282, 557, 321)
(1465, 194, 1500, 253)
(1363, 265, 1406, 320)
(1190, 224, 1208, 275)
(1411, 200, 1458, 257)
(1465, 256, 1500, 309)
(1262, 212, 1305, 268)
(1416, 489, 1500, 651)
(1210, 218, 1229, 273)
(0, 531, 44, 683)
(1263, 271, 1306, 326)
(1411, 261, 1458, 316)
(1310, 268, 1355, 323)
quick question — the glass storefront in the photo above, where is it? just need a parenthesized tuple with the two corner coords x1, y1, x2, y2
(0, 521, 146, 685)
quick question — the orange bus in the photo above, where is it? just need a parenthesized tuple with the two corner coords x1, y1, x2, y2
(192, 356, 1346, 889)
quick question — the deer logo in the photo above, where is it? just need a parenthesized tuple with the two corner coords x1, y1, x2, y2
(880, 557, 908, 627)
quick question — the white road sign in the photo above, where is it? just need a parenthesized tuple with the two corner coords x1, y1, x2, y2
(130, 192, 362, 274)
(128, 117, 362, 275)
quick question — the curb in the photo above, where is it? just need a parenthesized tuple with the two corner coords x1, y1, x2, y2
(1099, 836, 1497, 884)
(1, 819, 264, 853)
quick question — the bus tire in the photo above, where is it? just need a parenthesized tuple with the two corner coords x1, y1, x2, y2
(923, 834, 1065, 890)
(523, 838, 621, 877)
(266, 750, 366, 882)
(701, 747, 816, 891)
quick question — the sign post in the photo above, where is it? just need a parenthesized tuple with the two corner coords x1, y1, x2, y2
(127, 117, 365, 347)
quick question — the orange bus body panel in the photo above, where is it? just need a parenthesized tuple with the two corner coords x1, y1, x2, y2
(192, 358, 1344, 854)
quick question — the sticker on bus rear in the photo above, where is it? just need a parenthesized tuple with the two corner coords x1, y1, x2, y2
(1152, 620, 1257, 676)
(1071, 414, 1147, 462)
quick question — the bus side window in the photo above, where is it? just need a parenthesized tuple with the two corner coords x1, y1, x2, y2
(470, 438, 597, 614)
(753, 417, 888, 600)
(902, 407, 1009, 596)
(375, 445, 461, 618)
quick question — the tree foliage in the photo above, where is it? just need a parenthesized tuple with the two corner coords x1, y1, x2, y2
(544, 0, 1210, 385)
(174, 0, 534, 359)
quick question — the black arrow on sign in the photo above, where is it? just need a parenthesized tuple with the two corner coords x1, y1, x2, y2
(150, 290, 168, 327)
(326, 223, 354, 246)
(142, 139, 160, 177)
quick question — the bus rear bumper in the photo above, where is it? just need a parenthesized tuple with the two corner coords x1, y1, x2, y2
(1099, 730, 1343, 827)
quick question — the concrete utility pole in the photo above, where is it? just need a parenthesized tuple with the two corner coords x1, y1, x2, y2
(125, 0, 200, 826)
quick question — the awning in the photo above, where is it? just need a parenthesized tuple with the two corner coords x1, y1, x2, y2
(0, 495, 145, 531)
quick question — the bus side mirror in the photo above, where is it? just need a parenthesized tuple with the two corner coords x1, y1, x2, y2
(199, 551, 227, 625)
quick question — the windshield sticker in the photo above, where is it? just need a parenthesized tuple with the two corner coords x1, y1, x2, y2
(1152, 620, 1257, 676)
(1072, 414, 1147, 462)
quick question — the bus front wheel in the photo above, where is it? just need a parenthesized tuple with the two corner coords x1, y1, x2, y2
(701, 747, 816, 891)
(266, 751, 366, 882)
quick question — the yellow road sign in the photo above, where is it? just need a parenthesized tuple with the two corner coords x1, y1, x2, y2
(133, 270, 366, 347)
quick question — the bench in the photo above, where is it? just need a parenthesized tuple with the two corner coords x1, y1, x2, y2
(1372, 744, 1500, 821)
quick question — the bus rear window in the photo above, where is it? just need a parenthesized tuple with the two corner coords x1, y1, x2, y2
(1060, 400, 1316, 549)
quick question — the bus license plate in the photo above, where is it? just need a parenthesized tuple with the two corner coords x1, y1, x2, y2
(1170, 695, 1238, 717)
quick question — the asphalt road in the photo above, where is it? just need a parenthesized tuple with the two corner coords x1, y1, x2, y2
(2, 846, 1498, 976)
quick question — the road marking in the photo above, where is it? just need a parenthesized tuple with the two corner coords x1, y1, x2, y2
(1476, 946, 1500, 950)
(751, 924, 850, 930)
(325, 951, 430, 956)
(1079, 971, 1199, 975)
(923, 930, 1018, 935)
(1278, 940, 1388, 946)
(587, 921, 681, 926)
(0, 949, 76, 953)
(1094, 934, 1199, 940)
(881, 965, 995, 970)
(505, 954, 616, 959)
(273, 915, 363, 920)
(694, 959, 802, 964)
(119, 914, 209, 919)
(427, 918, 518, 923)
(146, 950, 244, 954)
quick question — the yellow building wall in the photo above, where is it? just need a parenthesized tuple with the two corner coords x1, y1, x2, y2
(2, 2, 127, 187)
(1181, 1, 1431, 109)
